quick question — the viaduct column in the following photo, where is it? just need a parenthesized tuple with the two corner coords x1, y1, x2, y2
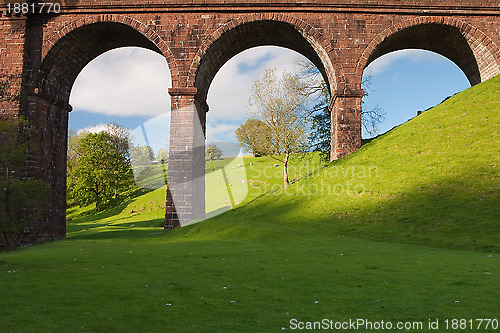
(165, 87, 206, 228)
(0, 14, 67, 243)
(330, 88, 364, 160)
(24, 90, 69, 241)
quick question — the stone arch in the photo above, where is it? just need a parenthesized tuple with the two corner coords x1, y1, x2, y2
(27, 16, 176, 238)
(188, 13, 343, 103)
(356, 17, 500, 86)
(36, 15, 176, 106)
(163, 14, 346, 227)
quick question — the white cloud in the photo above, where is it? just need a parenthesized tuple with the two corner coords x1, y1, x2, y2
(364, 49, 448, 76)
(207, 46, 309, 125)
(206, 120, 240, 143)
(69, 47, 171, 117)
(77, 123, 108, 134)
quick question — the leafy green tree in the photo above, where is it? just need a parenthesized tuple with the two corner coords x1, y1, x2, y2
(104, 124, 132, 198)
(67, 131, 131, 211)
(0, 117, 48, 251)
(235, 118, 272, 156)
(68, 124, 132, 201)
(131, 145, 155, 166)
(247, 68, 310, 187)
(205, 144, 222, 161)
(67, 129, 87, 177)
(104, 123, 132, 162)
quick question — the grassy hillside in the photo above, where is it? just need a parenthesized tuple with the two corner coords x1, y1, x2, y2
(1, 74, 499, 332)
(178, 73, 500, 252)
(67, 70, 499, 250)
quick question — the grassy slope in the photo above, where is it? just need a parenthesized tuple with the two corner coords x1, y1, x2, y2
(180, 74, 500, 252)
(1, 75, 499, 332)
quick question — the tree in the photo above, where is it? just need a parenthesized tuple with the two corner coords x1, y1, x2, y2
(131, 145, 155, 166)
(235, 118, 272, 156)
(68, 124, 132, 201)
(104, 123, 131, 162)
(67, 129, 87, 177)
(0, 117, 48, 251)
(205, 144, 222, 161)
(298, 61, 386, 159)
(247, 68, 310, 187)
(67, 131, 131, 211)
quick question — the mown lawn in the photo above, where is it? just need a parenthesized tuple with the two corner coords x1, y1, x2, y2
(1, 229, 498, 332)
(1, 74, 499, 332)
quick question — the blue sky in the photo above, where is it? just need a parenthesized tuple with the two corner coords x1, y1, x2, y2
(68, 46, 470, 153)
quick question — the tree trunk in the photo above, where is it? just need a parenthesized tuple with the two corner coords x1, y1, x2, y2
(95, 190, 100, 212)
(2, 167, 15, 251)
(1, 231, 14, 252)
(283, 152, 290, 187)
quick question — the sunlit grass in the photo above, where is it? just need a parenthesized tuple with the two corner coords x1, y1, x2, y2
(66, 151, 327, 236)
(1, 74, 499, 332)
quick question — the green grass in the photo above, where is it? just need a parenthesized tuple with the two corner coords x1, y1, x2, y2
(65, 152, 326, 235)
(1, 74, 499, 332)
(196, 74, 499, 252)
(1, 232, 498, 332)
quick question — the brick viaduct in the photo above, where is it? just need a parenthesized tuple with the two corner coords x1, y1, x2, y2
(0, 0, 499, 243)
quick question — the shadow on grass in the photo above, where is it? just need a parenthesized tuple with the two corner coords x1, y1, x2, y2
(67, 217, 166, 241)
(65, 163, 498, 253)
(208, 172, 499, 252)
(67, 215, 165, 234)
(67, 187, 154, 224)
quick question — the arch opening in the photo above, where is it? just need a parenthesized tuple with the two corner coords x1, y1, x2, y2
(365, 23, 482, 86)
(362, 49, 471, 138)
(38, 22, 165, 106)
(66, 46, 172, 218)
(28, 21, 172, 237)
(203, 45, 327, 217)
(195, 20, 333, 104)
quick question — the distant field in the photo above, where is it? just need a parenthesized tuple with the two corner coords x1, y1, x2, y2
(1, 74, 499, 332)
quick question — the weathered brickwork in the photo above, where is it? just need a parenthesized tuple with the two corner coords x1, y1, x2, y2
(0, 0, 499, 241)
